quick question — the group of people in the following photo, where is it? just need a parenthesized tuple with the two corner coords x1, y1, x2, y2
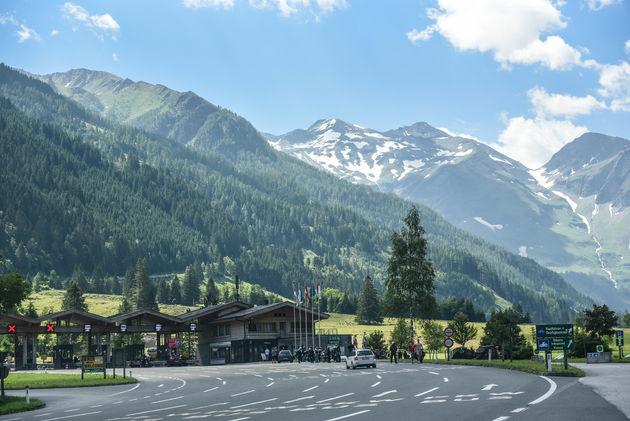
(389, 338, 425, 364)
(294, 345, 342, 363)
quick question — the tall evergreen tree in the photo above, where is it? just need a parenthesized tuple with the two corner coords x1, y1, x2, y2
(71, 264, 89, 292)
(62, 280, 88, 312)
(203, 277, 219, 306)
(181, 265, 199, 306)
(134, 258, 157, 310)
(122, 266, 136, 297)
(385, 206, 436, 342)
(170, 275, 182, 304)
(156, 278, 170, 304)
(90, 265, 105, 294)
(355, 275, 382, 324)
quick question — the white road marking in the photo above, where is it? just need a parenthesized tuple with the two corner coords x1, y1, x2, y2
(443, 377, 449, 382)
(267, 377, 274, 381)
(482, 384, 499, 391)
(324, 378, 330, 383)
(63, 409, 79, 413)
(528, 376, 557, 405)
(415, 387, 440, 397)
(303, 385, 319, 392)
(266, 382, 275, 387)
(324, 410, 371, 421)
(40, 411, 102, 421)
(230, 398, 277, 409)
(317, 393, 355, 403)
(492, 417, 510, 421)
(190, 402, 229, 410)
(217, 377, 223, 381)
(491, 392, 524, 396)
(226, 417, 250, 421)
(511, 408, 528, 413)
(151, 395, 184, 404)
(110, 383, 140, 396)
(489, 396, 513, 400)
(429, 371, 439, 375)
(223, 380, 227, 385)
(112, 401, 123, 405)
(253, 374, 262, 377)
(35, 413, 53, 417)
(125, 404, 187, 416)
(231, 389, 255, 397)
(284, 395, 314, 403)
(372, 390, 396, 398)
(376, 375, 381, 379)
(370, 381, 381, 387)
(320, 374, 327, 377)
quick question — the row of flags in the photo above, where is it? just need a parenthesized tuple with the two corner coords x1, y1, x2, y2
(293, 282, 321, 306)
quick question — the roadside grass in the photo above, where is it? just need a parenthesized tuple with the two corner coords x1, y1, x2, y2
(432, 358, 586, 377)
(0, 396, 45, 416)
(3, 372, 137, 389)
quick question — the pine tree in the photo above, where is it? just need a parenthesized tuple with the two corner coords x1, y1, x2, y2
(90, 265, 105, 294)
(170, 275, 182, 304)
(355, 275, 382, 324)
(156, 278, 170, 304)
(62, 280, 88, 312)
(134, 258, 157, 310)
(122, 266, 135, 296)
(203, 277, 219, 306)
(181, 265, 199, 306)
(71, 265, 89, 292)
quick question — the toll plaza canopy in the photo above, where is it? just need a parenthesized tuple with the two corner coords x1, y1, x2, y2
(1, 300, 329, 367)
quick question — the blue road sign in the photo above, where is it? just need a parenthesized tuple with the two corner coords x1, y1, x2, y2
(537, 339, 550, 350)
(616, 330, 624, 338)
(596, 345, 604, 352)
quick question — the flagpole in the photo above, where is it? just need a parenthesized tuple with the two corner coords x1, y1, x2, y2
(317, 282, 321, 348)
(298, 285, 302, 350)
(311, 285, 315, 350)
(304, 286, 309, 349)
(293, 285, 297, 351)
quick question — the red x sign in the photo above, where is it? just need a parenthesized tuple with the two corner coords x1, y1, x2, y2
(8, 324, 16, 333)
(46, 324, 55, 333)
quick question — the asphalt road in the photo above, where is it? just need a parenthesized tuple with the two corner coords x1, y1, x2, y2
(1, 362, 627, 421)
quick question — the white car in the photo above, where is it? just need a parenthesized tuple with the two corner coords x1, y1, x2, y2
(345, 349, 376, 369)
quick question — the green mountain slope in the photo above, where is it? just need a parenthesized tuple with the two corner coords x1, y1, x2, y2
(0, 64, 593, 321)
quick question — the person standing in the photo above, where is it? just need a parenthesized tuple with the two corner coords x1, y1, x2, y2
(264, 346, 270, 362)
(416, 338, 424, 363)
(409, 342, 416, 364)
(389, 343, 398, 364)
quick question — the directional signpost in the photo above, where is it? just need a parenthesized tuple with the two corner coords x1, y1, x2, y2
(444, 326, 454, 360)
(616, 330, 624, 359)
(536, 324, 574, 370)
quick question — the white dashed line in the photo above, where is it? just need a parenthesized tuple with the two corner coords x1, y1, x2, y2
(40, 411, 102, 421)
(110, 383, 140, 396)
(492, 417, 510, 421)
(511, 408, 528, 413)
(231, 389, 255, 397)
(370, 381, 381, 387)
(303, 385, 319, 392)
(443, 377, 449, 382)
(323, 410, 371, 421)
(151, 395, 184, 404)
(230, 398, 277, 409)
(415, 387, 440, 397)
(284, 396, 314, 404)
(266, 382, 275, 387)
(372, 390, 396, 398)
(317, 393, 355, 403)
(125, 404, 187, 417)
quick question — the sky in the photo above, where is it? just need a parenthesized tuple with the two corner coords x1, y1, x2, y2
(1, 0, 629, 169)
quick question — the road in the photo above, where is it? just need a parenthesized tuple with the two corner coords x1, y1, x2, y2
(1, 362, 627, 421)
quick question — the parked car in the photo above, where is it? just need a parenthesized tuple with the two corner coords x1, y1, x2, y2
(475, 345, 500, 360)
(450, 346, 475, 359)
(166, 354, 187, 366)
(277, 350, 293, 363)
(345, 349, 377, 369)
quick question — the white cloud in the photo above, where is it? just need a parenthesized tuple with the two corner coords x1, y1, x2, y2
(17, 24, 40, 43)
(587, 0, 622, 10)
(112, 53, 118, 62)
(497, 116, 588, 168)
(183, 0, 235, 9)
(625, 40, 630, 56)
(598, 61, 630, 111)
(408, 0, 586, 71)
(528, 86, 606, 118)
(91, 14, 120, 31)
(315, 0, 347, 13)
(50, 29, 59, 36)
(0, 13, 18, 26)
(62, 2, 120, 34)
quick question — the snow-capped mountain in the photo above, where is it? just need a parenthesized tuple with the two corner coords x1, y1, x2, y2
(267, 119, 630, 309)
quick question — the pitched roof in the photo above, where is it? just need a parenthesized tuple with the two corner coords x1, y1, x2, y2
(178, 301, 250, 322)
(0, 312, 40, 325)
(215, 301, 329, 321)
(37, 309, 113, 325)
(108, 308, 182, 324)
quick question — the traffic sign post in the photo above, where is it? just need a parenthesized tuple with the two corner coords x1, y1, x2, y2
(536, 324, 574, 370)
(444, 327, 454, 337)
(617, 331, 624, 359)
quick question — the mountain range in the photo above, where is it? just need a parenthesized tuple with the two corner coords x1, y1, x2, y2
(265, 119, 630, 310)
(0, 64, 600, 321)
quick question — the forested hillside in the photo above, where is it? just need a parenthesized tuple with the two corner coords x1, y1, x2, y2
(0, 64, 592, 321)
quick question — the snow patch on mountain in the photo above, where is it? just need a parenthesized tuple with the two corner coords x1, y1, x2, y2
(314, 119, 336, 132)
(529, 168, 555, 189)
(473, 216, 503, 232)
(518, 246, 528, 257)
(489, 154, 513, 166)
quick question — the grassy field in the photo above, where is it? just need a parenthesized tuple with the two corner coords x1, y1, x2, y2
(3, 372, 137, 389)
(433, 358, 586, 376)
(0, 396, 45, 416)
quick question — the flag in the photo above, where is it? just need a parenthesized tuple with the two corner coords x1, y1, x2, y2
(298, 285, 303, 304)
(316, 281, 321, 296)
(293, 285, 298, 306)
(305, 285, 309, 303)
(311, 284, 316, 298)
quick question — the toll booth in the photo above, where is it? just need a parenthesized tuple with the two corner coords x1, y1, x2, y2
(53, 344, 75, 369)
(124, 344, 145, 362)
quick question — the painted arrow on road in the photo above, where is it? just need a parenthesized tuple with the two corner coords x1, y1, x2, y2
(482, 384, 498, 391)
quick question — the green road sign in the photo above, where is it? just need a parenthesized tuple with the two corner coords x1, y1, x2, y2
(617, 338, 624, 347)
(548, 337, 575, 350)
(536, 324, 574, 338)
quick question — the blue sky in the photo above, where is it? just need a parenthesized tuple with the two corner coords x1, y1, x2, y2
(1, 0, 629, 168)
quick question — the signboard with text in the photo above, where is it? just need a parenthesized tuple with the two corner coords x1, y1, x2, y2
(536, 324, 574, 338)
(83, 355, 104, 373)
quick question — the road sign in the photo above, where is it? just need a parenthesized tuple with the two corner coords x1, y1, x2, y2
(168, 338, 181, 348)
(46, 324, 55, 333)
(7, 324, 15, 333)
(443, 338, 454, 348)
(596, 345, 604, 352)
(155, 323, 162, 332)
(120, 324, 127, 332)
(84, 324, 91, 333)
(537, 339, 550, 350)
(190, 323, 197, 332)
(444, 327, 454, 337)
(617, 338, 624, 346)
(83, 355, 104, 373)
(616, 330, 624, 338)
(548, 337, 574, 350)
(536, 324, 574, 338)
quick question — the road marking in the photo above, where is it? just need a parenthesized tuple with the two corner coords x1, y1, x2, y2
(429, 371, 439, 375)
(376, 375, 381, 379)
(284, 395, 314, 403)
(112, 401, 123, 405)
(151, 395, 184, 404)
(217, 377, 223, 381)
(230, 398, 277, 409)
(125, 404, 187, 416)
(190, 402, 229, 410)
(303, 385, 319, 392)
(320, 374, 327, 377)
(110, 383, 140, 396)
(491, 392, 524, 396)
(443, 377, 449, 382)
(482, 384, 498, 391)
(492, 417, 510, 421)
(317, 393, 355, 403)
(35, 413, 53, 417)
(372, 390, 396, 398)
(267, 377, 274, 381)
(232, 389, 256, 397)
(223, 380, 227, 385)
(266, 382, 275, 387)
(415, 387, 439, 397)
(63, 409, 80, 413)
(370, 381, 381, 387)
(528, 376, 557, 405)
(324, 410, 371, 421)
(511, 408, 528, 413)
(227, 417, 250, 421)
(253, 374, 262, 377)
(40, 411, 102, 421)
(324, 378, 330, 383)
